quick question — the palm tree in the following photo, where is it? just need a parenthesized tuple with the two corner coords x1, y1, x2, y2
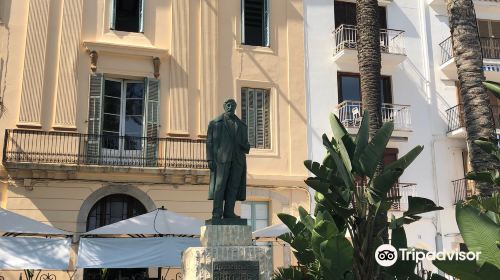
(356, 0, 387, 277)
(447, 0, 499, 196)
(357, 0, 383, 136)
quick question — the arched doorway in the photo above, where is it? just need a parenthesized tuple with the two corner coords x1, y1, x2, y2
(83, 194, 148, 280)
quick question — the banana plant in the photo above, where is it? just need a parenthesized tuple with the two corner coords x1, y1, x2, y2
(276, 112, 443, 279)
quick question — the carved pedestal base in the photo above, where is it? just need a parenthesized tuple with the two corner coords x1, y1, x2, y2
(181, 225, 273, 280)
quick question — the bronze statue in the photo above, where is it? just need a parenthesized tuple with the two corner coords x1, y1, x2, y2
(206, 99, 250, 220)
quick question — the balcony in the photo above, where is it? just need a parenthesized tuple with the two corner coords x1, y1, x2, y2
(333, 24, 406, 73)
(452, 178, 476, 204)
(356, 183, 416, 211)
(439, 36, 500, 80)
(2, 129, 208, 169)
(337, 101, 412, 138)
(445, 104, 500, 137)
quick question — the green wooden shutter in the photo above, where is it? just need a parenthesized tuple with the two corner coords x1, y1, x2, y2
(139, 0, 145, 33)
(109, 0, 116, 30)
(86, 73, 104, 164)
(264, 89, 271, 149)
(263, 0, 269, 46)
(144, 77, 160, 166)
(241, 0, 245, 44)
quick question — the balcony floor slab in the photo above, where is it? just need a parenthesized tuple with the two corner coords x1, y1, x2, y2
(333, 49, 406, 74)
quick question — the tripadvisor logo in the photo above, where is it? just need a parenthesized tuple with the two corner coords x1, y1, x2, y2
(375, 244, 482, 267)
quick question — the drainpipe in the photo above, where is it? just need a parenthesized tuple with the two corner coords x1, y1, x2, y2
(418, 0, 444, 256)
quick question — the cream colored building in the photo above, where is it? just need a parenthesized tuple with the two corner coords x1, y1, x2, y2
(0, 0, 309, 279)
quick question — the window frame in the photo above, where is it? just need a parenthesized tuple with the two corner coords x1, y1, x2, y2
(109, 0, 145, 33)
(241, 0, 270, 47)
(240, 201, 269, 232)
(337, 72, 393, 104)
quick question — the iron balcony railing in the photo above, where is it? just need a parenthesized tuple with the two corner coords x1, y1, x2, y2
(355, 183, 416, 211)
(337, 100, 412, 131)
(446, 104, 500, 133)
(333, 24, 406, 55)
(439, 36, 500, 65)
(2, 129, 208, 169)
(452, 178, 476, 204)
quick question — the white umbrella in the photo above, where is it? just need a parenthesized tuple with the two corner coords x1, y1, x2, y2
(0, 207, 71, 270)
(82, 207, 203, 237)
(0, 207, 70, 236)
(252, 223, 290, 240)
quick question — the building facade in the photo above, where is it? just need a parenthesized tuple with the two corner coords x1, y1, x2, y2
(304, 0, 500, 274)
(0, 0, 309, 279)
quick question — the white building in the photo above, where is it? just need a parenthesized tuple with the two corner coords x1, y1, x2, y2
(304, 0, 500, 272)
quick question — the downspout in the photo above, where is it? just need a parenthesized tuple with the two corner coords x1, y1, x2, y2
(418, 0, 444, 254)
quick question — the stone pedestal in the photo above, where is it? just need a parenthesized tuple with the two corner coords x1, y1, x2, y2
(182, 224, 273, 280)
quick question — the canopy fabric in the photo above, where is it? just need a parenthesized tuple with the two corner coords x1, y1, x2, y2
(76, 237, 199, 268)
(0, 207, 70, 236)
(252, 223, 290, 240)
(0, 237, 71, 270)
(83, 208, 203, 236)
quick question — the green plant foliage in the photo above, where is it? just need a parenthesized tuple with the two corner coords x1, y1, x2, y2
(272, 267, 309, 280)
(276, 112, 444, 279)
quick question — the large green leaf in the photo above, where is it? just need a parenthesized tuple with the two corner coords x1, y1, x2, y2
(433, 259, 500, 280)
(304, 160, 333, 181)
(277, 213, 299, 234)
(305, 178, 330, 194)
(387, 227, 417, 278)
(368, 169, 404, 203)
(353, 111, 370, 176)
(404, 197, 443, 217)
(385, 146, 424, 172)
(322, 134, 355, 191)
(319, 236, 354, 278)
(299, 206, 315, 231)
(358, 121, 394, 178)
(483, 81, 500, 99)
(456, 203, 500, 267)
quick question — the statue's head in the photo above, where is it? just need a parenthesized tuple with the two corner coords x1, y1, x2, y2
(223, 99, 237, 116)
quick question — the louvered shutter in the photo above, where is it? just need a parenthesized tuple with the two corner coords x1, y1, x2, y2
(256, 89, 265, 148)
(139, 0, 145, 33)
(241, 0, 245, 44)
(144, 77, 160, 167)
(263, 0, 269, 46)
(264, 89, 270, 148)
(109, 0, 117, 29)
(86, 73, 104, 164)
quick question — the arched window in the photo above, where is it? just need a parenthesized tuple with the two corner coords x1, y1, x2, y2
(84, 194, 148, 280)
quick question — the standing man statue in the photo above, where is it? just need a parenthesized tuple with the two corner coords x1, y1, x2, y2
(206, 99, 250, 220)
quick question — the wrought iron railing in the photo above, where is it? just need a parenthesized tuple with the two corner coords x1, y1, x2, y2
(337, 100, 412, 131)
(446, 104, 500, 132)
(452, 178, 476, 204)
(355, 183, 416, 211)
(333, 24, 406, 55)
(440, 36, 500, 64)
(3, 129, 208, 169)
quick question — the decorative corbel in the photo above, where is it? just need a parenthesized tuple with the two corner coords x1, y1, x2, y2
(153, 57, 161, 78)
(85, 48, 99, 73)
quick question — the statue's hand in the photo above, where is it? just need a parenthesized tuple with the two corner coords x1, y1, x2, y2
(208, 160, 216, 171)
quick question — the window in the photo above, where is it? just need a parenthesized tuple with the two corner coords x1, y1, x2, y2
(102, 79, 145, 152)
(84, 194, 147, 280)
(110, 0, 144, 33)
(337, 73, 392, 104)
(242, 0, 269, 46)
(334, 1, 387, 29)
(86, 74, 160, 166)
(240, 201, 269, 232)
(241, 87, 271, 149)
(477, 19, 500, 59)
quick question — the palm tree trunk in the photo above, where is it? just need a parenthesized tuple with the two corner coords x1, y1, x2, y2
(356, 1, 386, 279)
(447, 0, 499, 196)
(357, 0, 383, 134)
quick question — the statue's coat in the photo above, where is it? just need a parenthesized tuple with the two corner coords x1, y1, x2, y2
(206, 114, 250, 201)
